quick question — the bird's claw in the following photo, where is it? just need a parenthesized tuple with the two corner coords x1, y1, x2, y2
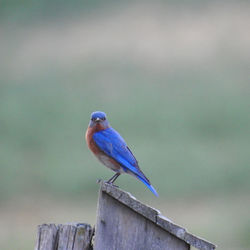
(96, 179, 119, 188)
(105, 182, 119, 188)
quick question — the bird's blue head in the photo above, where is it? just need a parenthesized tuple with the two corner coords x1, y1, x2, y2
(89, 111, 109, 129)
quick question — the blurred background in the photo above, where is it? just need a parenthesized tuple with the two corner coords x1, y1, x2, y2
(1, 0, 250, 249)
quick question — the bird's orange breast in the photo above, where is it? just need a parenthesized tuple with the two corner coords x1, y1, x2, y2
(86, 126, 100, 154)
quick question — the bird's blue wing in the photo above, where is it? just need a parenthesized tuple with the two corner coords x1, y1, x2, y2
(93, 128, 145, 179)
(93, 127, 158, 196)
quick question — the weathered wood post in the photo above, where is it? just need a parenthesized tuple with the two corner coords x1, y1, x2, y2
(35, 223, 93, 250)
(35, 182, 216, 250)
(94, 182, 216, 250)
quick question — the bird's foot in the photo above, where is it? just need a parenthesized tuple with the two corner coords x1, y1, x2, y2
(96, 179, 119, 188)
(105, 181, 119, 188)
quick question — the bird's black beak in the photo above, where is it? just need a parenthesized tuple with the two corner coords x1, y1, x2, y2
(95, 117, 101, 122)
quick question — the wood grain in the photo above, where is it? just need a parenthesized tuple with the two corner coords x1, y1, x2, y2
(35, 223, 93, 250)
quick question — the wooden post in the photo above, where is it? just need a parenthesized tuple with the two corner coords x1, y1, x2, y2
(94, 182, 216, 250)
(35, 182, 216, 250)
(35, 223, 93, 250)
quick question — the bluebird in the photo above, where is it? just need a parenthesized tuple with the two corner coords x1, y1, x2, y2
(85, 111, 158, 196)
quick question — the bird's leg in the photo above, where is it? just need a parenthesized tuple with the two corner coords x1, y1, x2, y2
(106, 173, 120, 185)
(110, 173, 120, 184)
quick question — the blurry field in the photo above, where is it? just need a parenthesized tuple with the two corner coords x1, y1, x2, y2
(0, 1, 250, 249)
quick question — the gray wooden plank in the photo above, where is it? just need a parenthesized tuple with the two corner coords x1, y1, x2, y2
(101, 180, 158, 222)
(35, 223, 93, 250)
(98, 181, 216, 250)
(57, 224, 77, 250)
(35, 224, 58, 250)
(94, 189, 190, 250)
(73, 223, 93, 250)
(184, 232, 216, 250)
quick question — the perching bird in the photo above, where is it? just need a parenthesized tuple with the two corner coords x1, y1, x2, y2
(85, 111, 158, 196)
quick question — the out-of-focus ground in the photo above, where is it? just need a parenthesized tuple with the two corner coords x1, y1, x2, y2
(0, 1, 250, 249)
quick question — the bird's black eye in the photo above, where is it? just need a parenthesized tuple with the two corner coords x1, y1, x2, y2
(102, 117, 106, 121)
(91, 118, 94, 121)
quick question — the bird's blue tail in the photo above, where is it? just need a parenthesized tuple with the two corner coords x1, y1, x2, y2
(135, 174, 159, 197)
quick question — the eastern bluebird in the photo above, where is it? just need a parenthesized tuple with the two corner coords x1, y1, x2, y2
(85, 111, 158, 196)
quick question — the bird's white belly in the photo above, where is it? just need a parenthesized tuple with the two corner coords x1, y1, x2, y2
(97, 154, 125, 173)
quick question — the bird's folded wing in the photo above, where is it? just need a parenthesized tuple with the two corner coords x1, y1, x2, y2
(93, 128, 146, 180)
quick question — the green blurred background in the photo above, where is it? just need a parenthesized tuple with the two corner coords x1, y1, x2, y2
(1, 1, 250, 249)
